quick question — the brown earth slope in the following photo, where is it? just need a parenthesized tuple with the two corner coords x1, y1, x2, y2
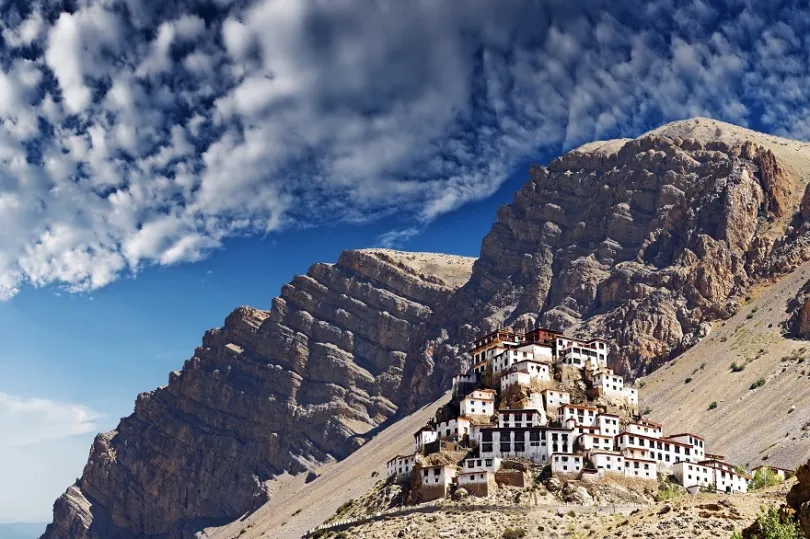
(640, 259, 810, 470)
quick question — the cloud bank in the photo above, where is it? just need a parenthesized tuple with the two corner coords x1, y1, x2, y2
(0, 392, 101, 447)
(1, 0, 809, 298)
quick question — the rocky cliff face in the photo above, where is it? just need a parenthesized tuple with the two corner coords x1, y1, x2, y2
(44, 118, 810, 538)
(42, 250, 474, 539)
(445, 119, 810, 376)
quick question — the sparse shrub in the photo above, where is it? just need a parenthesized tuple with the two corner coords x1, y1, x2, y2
(750, 378, 766, 390)
(685, 377, 693, 384)
(720, 336, 728, 342)
(749, 468, 783, 490)
(642, 407, 653, 415)
(752, 307, 759, 314)
(730, 505, 802, 539)
(371, 471, 378, 477)
(292, 509, 302, 516)
(746, 313, 755, 320)
(502, 528, 527, 539)
(731, 362, 745, 372)
(708, 401, 718, 410)
(335, 533, 349, 539)
(700, 363, 706, 370)
(657, 480, 684, 502)
(335, 499, 354, 515)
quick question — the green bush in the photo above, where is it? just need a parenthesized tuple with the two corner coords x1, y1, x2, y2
(502, 528, 527, 539)
(749, 468, 783, 490)
(750, 378, 766, 390)
(730, 505, 803, 539)
(657, 480, 684, 502)
(731, 362, 745, 372)
(708, 401, 718, 410)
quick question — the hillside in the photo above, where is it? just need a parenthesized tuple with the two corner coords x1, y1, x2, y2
(199, 394, 450, 539)
(640, 258, 810, 469)
(42, 250, 474, 539)
(43, 117, 810, 538)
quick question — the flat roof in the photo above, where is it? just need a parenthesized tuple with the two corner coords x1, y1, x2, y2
(560, 404, 598, 411)
(627, 420, 662, 429)
(617, 431, 691, 448)
(666, 432, 704, 441)
(590, 451, 624, 456)
(498, 408, 541, 413)
(752, 465, 794, 472)
(386, 454, 415, 464)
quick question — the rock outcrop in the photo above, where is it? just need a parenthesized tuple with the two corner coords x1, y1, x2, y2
(42, 250, 475, 539)
(445, 120, 810, 376)
(786, 461, 810, 537)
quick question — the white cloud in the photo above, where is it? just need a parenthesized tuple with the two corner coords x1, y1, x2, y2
(0, 0, 809, 301)
(0, 393, 101, 447)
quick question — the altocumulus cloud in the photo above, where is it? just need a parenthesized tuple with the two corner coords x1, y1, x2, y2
(2, 0, 810, 299)
(0, 392, 101, 446)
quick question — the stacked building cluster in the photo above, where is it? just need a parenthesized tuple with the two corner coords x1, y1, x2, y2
(386, 327, 754, 502)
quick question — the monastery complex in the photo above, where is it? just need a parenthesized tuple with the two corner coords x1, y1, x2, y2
(386, 327, 773, 503)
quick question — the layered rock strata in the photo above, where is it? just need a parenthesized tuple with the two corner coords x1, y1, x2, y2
(42, 250, 475, 538)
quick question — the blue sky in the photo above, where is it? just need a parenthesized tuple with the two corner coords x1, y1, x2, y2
(3, 0, 810, 525)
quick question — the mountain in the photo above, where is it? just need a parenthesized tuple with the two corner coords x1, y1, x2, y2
(42, 250, 474, 539)
(0, 522, 48, 539)
(43, 118, 810, 538)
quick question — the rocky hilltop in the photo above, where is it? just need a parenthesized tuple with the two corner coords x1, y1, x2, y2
(446, 118, 810, 376)
(42, 250, 474, 539)
(44, 118, 810, 538)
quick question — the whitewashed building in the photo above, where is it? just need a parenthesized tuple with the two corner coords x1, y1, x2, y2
(557, 404, 598, 427)
(623, 387, 639, 407)
(625, 420, 662, 438)
(460, 389, 496, 417)
(438, 417, 470, 440)
(462, 456, 502, 473)
(752, 465, 793, 481)
(616, 432, 696, 469)
(386, 454, 416, 481)
(673, 460, 748, 493)
(666, 433, 705, 461)
(414, 426, 438, 452)
(477, 426, 575, 464)
(497, 409, 544, 428)
(579, 433, 615, 452)
(592, 369, 624, 397)
(596, 413, 621, 436)
(542, 388, 570, 411)
(591, 451, 625, 475)
(500, 369, 533, 392)
(551, 453, 584, 474)
(624, 457, 657, 479)
(452, 372, 478, 398)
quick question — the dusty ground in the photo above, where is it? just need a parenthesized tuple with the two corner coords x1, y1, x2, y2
(640, 259, 810, 470)
(322, 482, 792, 539)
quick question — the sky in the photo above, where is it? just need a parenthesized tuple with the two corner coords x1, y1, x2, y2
(3, 0, 810, 525)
